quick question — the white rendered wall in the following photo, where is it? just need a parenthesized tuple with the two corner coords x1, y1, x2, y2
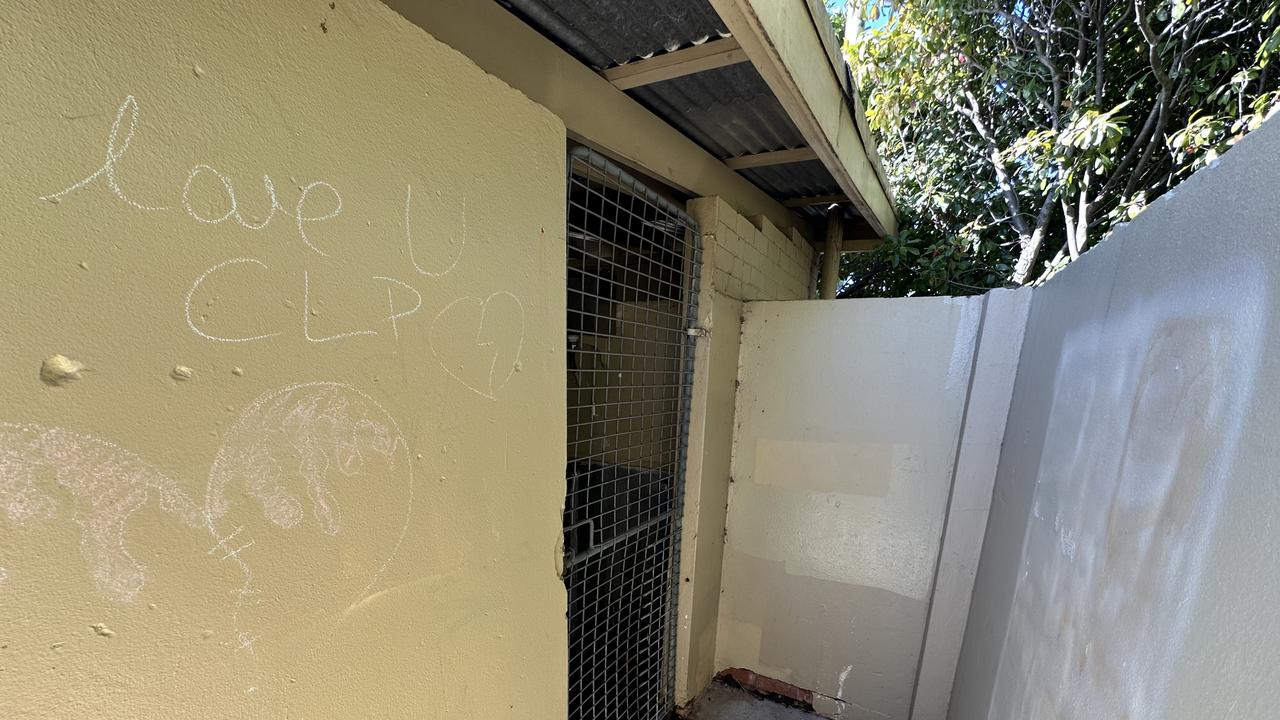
(951, 118, 1280, 720)
(715, 291, 1028, 720)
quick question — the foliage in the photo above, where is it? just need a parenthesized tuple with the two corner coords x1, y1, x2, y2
(827, 0, 850, 37)
(838, 0, 1280, 297)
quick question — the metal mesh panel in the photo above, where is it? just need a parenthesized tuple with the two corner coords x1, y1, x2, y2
(565, 148, 700, 720)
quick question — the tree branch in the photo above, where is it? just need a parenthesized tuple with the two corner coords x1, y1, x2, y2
(955, 90, 1032, 239)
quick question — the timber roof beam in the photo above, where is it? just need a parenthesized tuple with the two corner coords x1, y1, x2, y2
(783, 193, 847, 208)
(601, 38, 749, 90)
(708, 0, 898, 236)
(724, 146, 819, 170)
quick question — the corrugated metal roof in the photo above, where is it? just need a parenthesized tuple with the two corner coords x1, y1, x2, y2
(738, 160, 839, 199)
(628, 64, 804, 158)
(496, 0, 861, 229)
(496, 0, 729, 70)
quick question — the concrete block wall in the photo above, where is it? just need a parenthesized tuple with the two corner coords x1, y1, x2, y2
(713, 292, 1028, 720)
(676, 196, 814, 705)
(686, 119, 1280, 720)
(692, 197, 814, 302)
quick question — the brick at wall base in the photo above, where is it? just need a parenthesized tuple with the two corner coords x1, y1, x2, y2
(715, 667, 815, 710)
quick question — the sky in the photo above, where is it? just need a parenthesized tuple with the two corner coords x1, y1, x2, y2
(826, 0, 894, 32)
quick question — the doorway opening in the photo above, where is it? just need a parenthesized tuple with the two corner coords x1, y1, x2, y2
(564, 147, 701, 720)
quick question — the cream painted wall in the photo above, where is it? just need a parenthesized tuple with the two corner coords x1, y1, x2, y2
(951, 118, 1280, 720)
(0, 2, 566, 718)
(676, 290, 745, 704)
(381, 0, 809, 238)
(912, 291, 1029, 720)
(717, 298, 979, 719)
(676, 197, 816, 703)
(714, 294, 1026, 720)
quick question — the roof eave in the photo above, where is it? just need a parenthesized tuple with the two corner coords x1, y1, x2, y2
(708, 0, 898, 237)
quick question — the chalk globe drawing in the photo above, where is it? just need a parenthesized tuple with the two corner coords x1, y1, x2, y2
(204, 382, 414, 656)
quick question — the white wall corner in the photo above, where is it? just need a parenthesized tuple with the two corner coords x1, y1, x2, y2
(910, 288, 1033, 720)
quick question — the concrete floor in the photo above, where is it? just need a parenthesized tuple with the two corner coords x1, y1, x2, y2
(680, 680, 826, 720)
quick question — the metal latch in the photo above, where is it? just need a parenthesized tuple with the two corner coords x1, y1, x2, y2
(686, 327, 711, 338)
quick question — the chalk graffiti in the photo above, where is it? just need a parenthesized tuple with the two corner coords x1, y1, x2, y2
(0, 423, 202, 603)
(0, 382, 415, 643)
(185, 261, 431, 348)
(204, 382, 416, 652)
(207, 382, 406, 535)
(182, 164, 283, 229)
(428, 292, 526, 400)
(35, 94, 531, 376)
(38, 95, 346, 256)
(294, 181, 344, 257)
(406, 184, 466, 277)
(185, 257, 283, 343)
(302, 270, 379, 343)
(37, 95, 169, 212)
(373, 275, 424, 342)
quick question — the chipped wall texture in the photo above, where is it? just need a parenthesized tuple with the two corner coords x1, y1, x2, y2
(951, 119, 1280, 719)
(676, 197, 814, 703)
(716, 298, 988, 720)
(0, 1, 567, 718)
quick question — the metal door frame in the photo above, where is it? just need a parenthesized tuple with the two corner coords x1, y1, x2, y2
(564, 146, 701, 720)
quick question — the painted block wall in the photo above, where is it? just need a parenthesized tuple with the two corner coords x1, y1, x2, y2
(0, 2, 567, 718)
(950, 119, 1280, 719)
(697, 197, 815, 303)
(676, 197, 815, 702)
(714, 293, 1027, 720)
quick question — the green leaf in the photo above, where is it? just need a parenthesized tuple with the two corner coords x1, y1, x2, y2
(834, 0, 1277, 295)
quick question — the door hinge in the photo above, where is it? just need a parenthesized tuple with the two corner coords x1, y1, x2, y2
(686, 327, 711, 338)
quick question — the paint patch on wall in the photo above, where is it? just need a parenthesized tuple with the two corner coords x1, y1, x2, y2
(989, 262, 1268, 719)
(719, 298, 986, 720)
(751, 439, 894, 497)
(720, 549, 926, 718)
(39, 355, 88, 386)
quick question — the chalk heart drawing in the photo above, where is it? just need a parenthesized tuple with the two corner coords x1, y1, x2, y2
(429, 292, 526, 400)
(0, 423, 202, 603)
(204, 382, 414, 656)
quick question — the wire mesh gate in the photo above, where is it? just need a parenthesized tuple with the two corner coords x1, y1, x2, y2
(564, 147, 701, 720)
